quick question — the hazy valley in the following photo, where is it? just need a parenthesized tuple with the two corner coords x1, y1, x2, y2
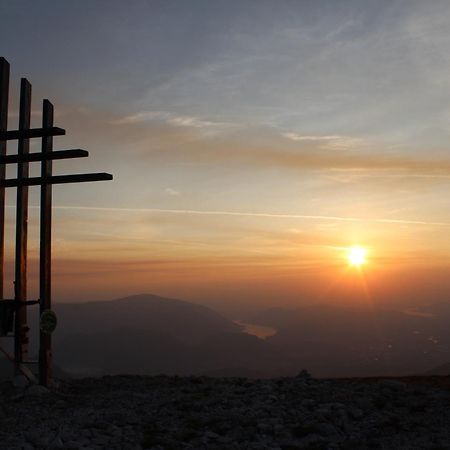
(2, 294, 450, 380)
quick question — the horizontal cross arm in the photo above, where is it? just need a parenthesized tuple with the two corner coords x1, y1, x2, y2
(0, 172, 113, 187)
(0, 127, 65, 140)
(0, 149, 89, 164)
(0, 299, 40, 306)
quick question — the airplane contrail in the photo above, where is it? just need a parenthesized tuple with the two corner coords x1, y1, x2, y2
(30, 205, 448, 227)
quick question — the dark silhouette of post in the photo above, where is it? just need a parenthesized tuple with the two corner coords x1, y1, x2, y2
(39, 99, 53, 386)
(0, 58, 9, 300)
(14, 79, 31, 372)
(0, 57, 113, 386)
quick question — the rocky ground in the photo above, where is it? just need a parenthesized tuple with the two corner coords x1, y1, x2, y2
(1, 372, 450, 449)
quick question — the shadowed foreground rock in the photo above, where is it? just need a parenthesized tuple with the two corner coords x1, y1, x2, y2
(1, 373, 450, 449)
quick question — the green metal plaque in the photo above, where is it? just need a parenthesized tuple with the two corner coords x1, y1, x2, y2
(40, 310, 57, 335)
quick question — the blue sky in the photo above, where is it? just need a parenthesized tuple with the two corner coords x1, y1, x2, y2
(4, 0, 450, 136)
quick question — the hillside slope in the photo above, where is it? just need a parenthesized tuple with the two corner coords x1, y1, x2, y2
(53, 294, 298, 377)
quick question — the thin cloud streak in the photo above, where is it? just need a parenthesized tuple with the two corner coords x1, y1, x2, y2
(60, 107, 450, 178)
(14, 205, 448, 227)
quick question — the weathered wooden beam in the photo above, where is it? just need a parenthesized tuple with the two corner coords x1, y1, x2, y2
(0, 149, 88, 164)
(39, 99, 53, 387)
(0, 126, 65, 141)
(0, 57, 9, 300)
(0, 172, 113, 188)
(14, 78, 31, 374)
(0, 299, 39, 306)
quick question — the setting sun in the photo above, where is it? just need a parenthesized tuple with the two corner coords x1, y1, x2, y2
(347, 246, 367, 267)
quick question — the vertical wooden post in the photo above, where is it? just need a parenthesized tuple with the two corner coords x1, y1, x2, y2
(14, 79, 31, 373)
(0, 58, 9, 300)
(39, 99, 53, 386)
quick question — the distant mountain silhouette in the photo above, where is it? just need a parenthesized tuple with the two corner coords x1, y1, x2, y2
(9, 294, 450, 379)
(54, 294, 240, 343)
(53, 294, 299, 377)
(244, 303, 450, 377)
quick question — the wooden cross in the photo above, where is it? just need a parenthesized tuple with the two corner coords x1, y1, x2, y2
(0, 57, 113, 387)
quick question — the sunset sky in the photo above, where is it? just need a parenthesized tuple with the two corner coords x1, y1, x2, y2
(2, 0, 450, 307)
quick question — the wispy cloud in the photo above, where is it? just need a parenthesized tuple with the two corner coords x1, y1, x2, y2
(282, 132, 344, 141)
(112, 111, 171, 124)
(164, 187, 180, 196)
(62, 107, 450, 180)
(112, 110, 234, 132)
(39, 205, 450, 227)
(282, 132, 368, 151)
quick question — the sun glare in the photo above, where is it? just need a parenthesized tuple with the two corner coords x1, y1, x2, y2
(347, 246, 367, 267)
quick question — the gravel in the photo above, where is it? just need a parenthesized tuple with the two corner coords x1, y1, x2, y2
(1, 372, 450, 449)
